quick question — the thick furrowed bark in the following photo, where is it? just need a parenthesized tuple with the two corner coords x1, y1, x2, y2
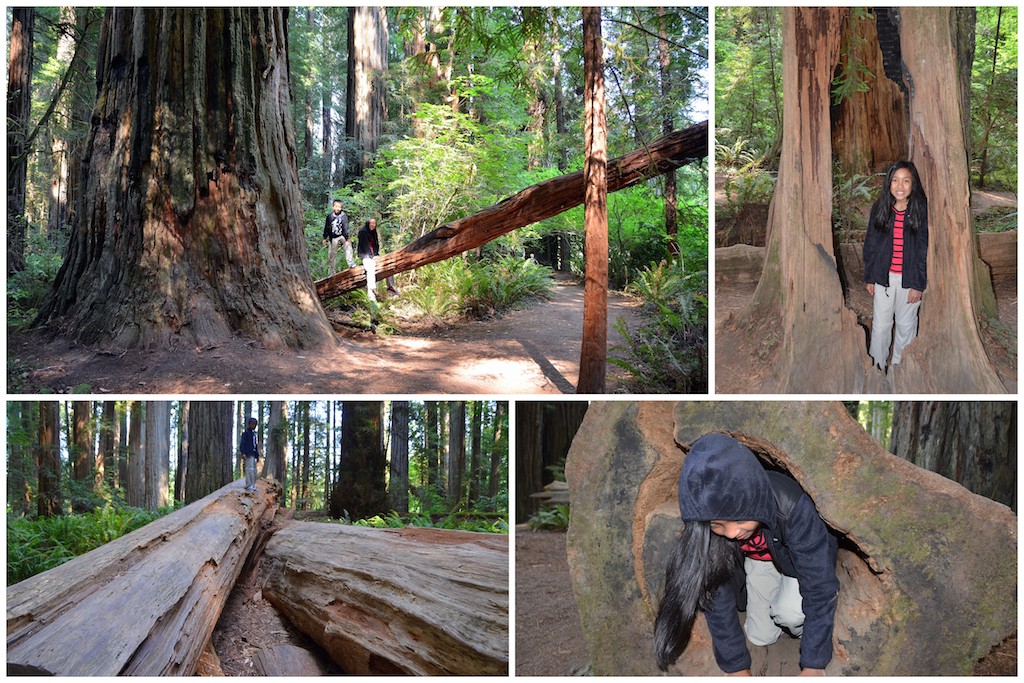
(316, 121, 708, 299)
(6, 479, 280, 676)
(262, 522, 509, 675)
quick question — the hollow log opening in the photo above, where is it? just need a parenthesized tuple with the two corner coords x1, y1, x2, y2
(724, 432, 891, 675)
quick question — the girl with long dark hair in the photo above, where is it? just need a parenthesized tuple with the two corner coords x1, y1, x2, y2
(654, 434, 838, 676)
(862, 161, 929, 372)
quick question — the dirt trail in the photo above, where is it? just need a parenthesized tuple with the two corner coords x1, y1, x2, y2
(12, 280, 645, 394)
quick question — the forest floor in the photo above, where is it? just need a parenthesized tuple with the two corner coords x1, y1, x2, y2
(9, 276, 645, 394)
(714, 183, 1017, 393)
(206, 515, 339, 676)
(514, 527, 1016, 676)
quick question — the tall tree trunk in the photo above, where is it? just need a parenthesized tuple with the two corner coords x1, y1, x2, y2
(36, 8, 333, 350)
(118, 401, 129, 488)
(184, 401, 233, 503)
(747, 7, 865, 392)
(38, 402, 62, 518)
(10, 402, 36, 517)
(830, 10, 908, 176)
(657, 7, 680, 257)
(330, 402, 386, 520)
(468, 402, 483, 505)
(46, 8, 78, 243)
(345, 6, 388, 181)
(551, 8, 568, 172)
(303, 9, 315, 165)
(7, 8, 34, 274)
(72, 401, 93, 511)
(97, 400, 116, 493)
(175, 401, 190, 501)
(426, 401, 441, 491)
(895, 7, 1003, 392)
(388, 400, 410, 515)
(447, 401, 466, 506)
(127, 402, 146, 507)
(300, 401, 311, 510)
(266, 400, 287, 484)
(515, 402, 588, 519)
(145, 401, 171, 510)
(890, 401, 1015, 510)
(577, 6, 609, 394)
(487, 402, 507, 505)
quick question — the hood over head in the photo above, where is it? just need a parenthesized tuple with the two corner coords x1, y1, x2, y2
(678, 433, 776, 525)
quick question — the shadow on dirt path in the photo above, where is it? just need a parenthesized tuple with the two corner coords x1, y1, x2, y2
(11, 279, 645, 394)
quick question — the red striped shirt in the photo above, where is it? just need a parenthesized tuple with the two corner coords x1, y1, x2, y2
(740, 530, 772, 561)
(890, 208, 905, 274)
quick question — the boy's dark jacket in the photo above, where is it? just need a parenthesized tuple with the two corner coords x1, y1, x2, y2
(323, 210, 349, 241)
(862, 204, 929, 292)
(240, 428, 258, 458)
(679, 434, 839, 673)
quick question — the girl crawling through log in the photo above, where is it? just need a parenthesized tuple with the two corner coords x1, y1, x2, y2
(654, 434, 838, 676)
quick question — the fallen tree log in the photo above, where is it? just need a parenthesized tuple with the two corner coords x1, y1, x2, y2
(316, 121, 707, 299)
(565, 401, 1016, 675)
(262, 522, 509, 675)
(7, 479, 280, 675)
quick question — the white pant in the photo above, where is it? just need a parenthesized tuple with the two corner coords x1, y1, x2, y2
(869, 271, 921, 368)
(363, 255, 378, 301)
(328, 237, 353, 276)
(743, 557, 805, 646)
(244, 456, 257, 488)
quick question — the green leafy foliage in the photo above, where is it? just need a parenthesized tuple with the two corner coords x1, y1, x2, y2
(527, 504, 570, 531)
(7, 504, 176, 585)
(832, 165, 875, 243)
(611, 261, 708, 393)
(971, 7, 1018, 190)
(346, 509, 509, 534)
(7, 232, 64, 331)
(974, 207, 1017, 234)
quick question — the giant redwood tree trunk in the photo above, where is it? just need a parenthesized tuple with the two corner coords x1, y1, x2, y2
(185, 401, 234, 504)
(748, 7, 866, 393)
(890, 401, 1016, 510)
(37, 402, 62, 518)
(830, 9, 908, 176)
(36, 8, 334, 350)
(895, 7, 1004, 392)
(388, 401, 410, 515)
(345, 7, 388, 181)
(145, 401, 171, 510)
(330, 402, 386, 520)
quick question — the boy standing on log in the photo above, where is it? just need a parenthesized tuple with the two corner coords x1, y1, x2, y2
(322, 198, 353, 275)
(240, 417, 262, 491)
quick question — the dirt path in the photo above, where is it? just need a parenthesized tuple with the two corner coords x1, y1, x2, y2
(11, 280, 645, 394)
(514, 528, 589, 676)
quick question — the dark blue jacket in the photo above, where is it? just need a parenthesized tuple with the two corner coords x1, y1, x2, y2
(862, 204, 928, 292)
(240, 428, 259, 458)
(679, 434, 839, 673)
(357, 226, 380, 259)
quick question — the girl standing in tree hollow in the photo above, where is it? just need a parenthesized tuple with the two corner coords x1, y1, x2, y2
(654, 433, 838, 676)
(862, 161, 929, 372)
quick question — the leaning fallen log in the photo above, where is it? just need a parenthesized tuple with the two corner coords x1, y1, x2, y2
(7, 479, 280, 676)
(262, 522, 509, 675)
(316, 121, 708, 299)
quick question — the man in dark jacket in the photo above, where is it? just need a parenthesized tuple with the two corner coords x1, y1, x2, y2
(322, 198, 352, 276)
(679, 434, 838, 675)
(239, 417, 262, 491)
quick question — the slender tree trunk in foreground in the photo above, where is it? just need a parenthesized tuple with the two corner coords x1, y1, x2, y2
(7, 480, 281, 675)
(389, 401, 410, 515)
(127, 401, 146, 508)
(316, 122, 708, 299)
(262, 523, 508, 675)
(7, 8, 34, 274)
(145, 401, 171, 510)
(184, 401, 234, 503)
(36, 8, 334, 350)
(577, 6, 610, 394)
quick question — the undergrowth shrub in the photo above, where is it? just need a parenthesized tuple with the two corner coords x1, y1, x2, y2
(7, 504, 176, 585)
(527, 504, 570, 531)
(612, 261, 708, 393)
